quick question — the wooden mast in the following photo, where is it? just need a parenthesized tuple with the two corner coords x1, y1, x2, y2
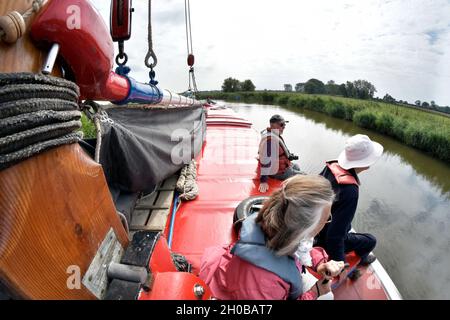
(0, 0, 129, 299)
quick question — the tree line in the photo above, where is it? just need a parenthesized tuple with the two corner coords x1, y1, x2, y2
(287, 79, 449, 114)
(222, 77, 255, 92)
(288, 79, 377, 100)
(221, 77, 449, 114)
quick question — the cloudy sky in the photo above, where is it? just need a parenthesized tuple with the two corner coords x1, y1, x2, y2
(91, 0, 450, 106)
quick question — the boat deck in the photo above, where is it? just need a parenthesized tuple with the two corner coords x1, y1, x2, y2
(163, 106, 400, 300)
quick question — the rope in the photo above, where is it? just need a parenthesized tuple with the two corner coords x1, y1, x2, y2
(22, 0, 45, 21)
(0, 73, 82, 171)
(171, 253, 192, 272)
(116, 210, 129, 234)
(176, 160, 199, 201)
(184, 0, 194, 57)
(184, 0, 199, 94)
(0, 0, 44, 43)
(144, 0, 157, 69)
(94, 116, 102, 163)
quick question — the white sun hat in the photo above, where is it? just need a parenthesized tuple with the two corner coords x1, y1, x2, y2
(337, 134, 384, 170)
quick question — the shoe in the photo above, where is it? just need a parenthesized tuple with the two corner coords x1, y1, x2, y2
(348, 269, 362, 281)
(358, 253, 377, 266)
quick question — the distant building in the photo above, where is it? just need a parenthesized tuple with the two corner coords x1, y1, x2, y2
(295, 82, 305, 92)
(284, 84, 293, 92)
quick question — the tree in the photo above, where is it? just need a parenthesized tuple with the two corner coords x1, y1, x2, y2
(339, 83, 347, 97)
(352, 80, 377, 99)
(240, 79, 255, 91)
(304, 78, 325, 94)
(422, 101, 430, 108)
(284, 84, 293, 92)
(295, 83, 305, 92)
(325, 80, 340, 95)
(222, 77, 241, 92)
(382, 94, 396, 104)
(415, 100, 421, 106)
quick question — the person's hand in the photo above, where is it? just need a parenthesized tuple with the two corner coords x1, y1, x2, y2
(317, 260, 345, 280)
(314, 278, 332, 296)
(259, 182, 269, 193)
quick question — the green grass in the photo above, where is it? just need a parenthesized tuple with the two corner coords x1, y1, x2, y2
(198, 91, 450, 163)
(80, 113, 96, 139)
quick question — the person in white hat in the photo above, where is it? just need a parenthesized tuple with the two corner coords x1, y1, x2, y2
(314, 134, 384, 276)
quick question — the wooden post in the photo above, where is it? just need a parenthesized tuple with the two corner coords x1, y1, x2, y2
(0, 1, 129, 299)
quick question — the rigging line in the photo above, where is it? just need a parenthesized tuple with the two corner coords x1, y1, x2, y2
(145, 0, 157, 69)
(184, 0, 190, 55)
(187, 0, 194, 54)
(191, 69, 198, 93)
(184, 0, 194, 54)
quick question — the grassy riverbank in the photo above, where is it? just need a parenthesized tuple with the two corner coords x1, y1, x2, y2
(198, 91, 450, 163)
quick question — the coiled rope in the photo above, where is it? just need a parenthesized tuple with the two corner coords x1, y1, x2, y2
(0, 73, 82, 171)
(175, 160, 199, 201)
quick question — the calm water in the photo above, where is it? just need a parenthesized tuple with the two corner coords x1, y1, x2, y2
(228, 102, 450, 300)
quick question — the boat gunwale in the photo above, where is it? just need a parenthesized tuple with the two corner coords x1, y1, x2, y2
(369, 259, 403, 300)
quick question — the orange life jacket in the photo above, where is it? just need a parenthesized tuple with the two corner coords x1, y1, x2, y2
(326, 161, 359, 186)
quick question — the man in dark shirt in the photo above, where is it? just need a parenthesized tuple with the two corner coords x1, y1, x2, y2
(258, 114, 303, 193)
(315, 134, 384, 266)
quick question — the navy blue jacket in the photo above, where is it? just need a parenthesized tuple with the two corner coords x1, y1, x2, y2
(315, 165, 360, 262)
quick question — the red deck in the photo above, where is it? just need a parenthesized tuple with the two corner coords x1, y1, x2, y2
(164, 106, 393, 300)
(165, 107, 278, 271)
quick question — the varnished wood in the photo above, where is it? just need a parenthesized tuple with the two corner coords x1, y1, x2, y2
(0, 144, 129, 299)
(0, 0, 128, 299)
(0, 0, 61, 75)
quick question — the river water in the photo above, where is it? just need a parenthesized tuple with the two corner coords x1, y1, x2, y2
(227, 101, 450, 300)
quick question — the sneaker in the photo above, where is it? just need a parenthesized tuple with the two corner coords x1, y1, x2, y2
(348, 269, 362, 281)
(358, 253, 377, 266)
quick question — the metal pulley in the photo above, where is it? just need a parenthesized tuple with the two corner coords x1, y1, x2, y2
(111, 0, 133, 67)
(110, 0, 133, 41)
(0, 11, 26, 44)
(187, 54, 195, 67)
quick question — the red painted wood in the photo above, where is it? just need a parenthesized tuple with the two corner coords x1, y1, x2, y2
(149, 236, 177, 273)
(139, 272, 212, 300)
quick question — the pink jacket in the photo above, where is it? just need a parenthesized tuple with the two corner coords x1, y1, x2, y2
(199, 243, 328, 300)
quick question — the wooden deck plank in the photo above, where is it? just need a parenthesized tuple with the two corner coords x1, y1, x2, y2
(130, 209, 151, 227)
(145, 190, 174, 231)
(160, 175, 178, 190)
(145, 209, 171, 231)
(130, 175, 177, 232)
(136, 191, 158, 207)
(154, 190, 174, 207)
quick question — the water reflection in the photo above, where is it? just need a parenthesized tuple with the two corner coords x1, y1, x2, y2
(228, 102, 450, 299)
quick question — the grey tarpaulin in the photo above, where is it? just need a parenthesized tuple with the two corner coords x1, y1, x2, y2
(99, 106, 206, 193)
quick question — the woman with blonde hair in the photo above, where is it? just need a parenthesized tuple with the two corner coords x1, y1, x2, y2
(199, 175, 345, 300)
